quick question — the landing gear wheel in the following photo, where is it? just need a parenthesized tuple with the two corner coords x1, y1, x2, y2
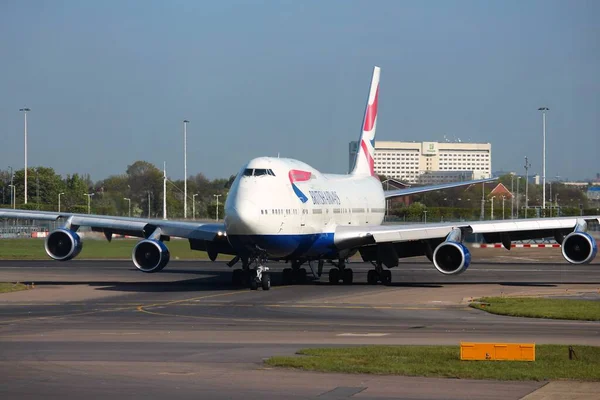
(249, 269, 258, 290)
(282, 268, 293, 285)
(367, 270, 377, 284)
(232, 269, 243, 286)
(342, 268, 353, 285)
(261, 272, 271, 290)
(295, 268, 307, 284)
(328, 268, 339, 284)
(250, 279, 258, 290)
(381, 270, 392, 285)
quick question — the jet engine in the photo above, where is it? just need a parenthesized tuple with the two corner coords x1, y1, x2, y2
(561, 232, 598, 265)
(132, 239, 170, 273)
(44, 228, 83, 261)
(432, 241, 471, 275)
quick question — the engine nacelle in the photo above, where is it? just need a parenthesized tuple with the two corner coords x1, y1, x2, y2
(561, 232, 598, 265)
(44, 228, 83, 261)
(432, 241, 471, 275)
(132, 239, 170, 273)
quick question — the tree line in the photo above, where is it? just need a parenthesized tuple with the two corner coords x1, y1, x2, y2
(0, 161, 233, 219)
(381, 173, 598, 222)
(1, 165, 597, 221)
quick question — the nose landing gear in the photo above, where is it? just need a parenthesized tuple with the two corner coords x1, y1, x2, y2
(231, 257, 271, 290)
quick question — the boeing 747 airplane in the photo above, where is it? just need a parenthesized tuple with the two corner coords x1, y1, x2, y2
(1, 67, 598, 290)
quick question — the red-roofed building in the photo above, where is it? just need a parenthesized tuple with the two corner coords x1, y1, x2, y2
(488, 183, 513, 199)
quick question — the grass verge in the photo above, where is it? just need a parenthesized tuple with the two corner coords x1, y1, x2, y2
(0, 282, 29, 293)
(0, 238, 220, 260)
(265, 345, 600, 381)
(470, 297, 600, 321)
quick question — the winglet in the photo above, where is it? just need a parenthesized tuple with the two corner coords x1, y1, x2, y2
(351, 66, 380, 177)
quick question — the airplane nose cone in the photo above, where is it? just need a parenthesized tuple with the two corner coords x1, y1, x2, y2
(225, 198, 259, 235)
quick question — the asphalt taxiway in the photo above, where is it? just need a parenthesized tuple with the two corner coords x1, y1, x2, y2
(1, 252, 599, 399)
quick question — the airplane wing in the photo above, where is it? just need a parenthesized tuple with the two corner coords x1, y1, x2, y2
(384, 177, 498, 198)
(0, 208, 235, 267)
(334, 216, 600, 273)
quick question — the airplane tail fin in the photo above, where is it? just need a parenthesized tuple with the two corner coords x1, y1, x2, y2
(351, 66, 380, 177)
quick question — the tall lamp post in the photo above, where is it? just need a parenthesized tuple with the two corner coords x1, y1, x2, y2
(524, 156, 531, 218)
(480, 181, 485, 220)
(58, 192, 65, 213)
(538, 107, 549, 210)
(183, 120, 189, 219)
(123, 197, 131, 217)
(490, 196, 495, 220)
(502, 195, 505, 220)
(510, 173, 514, 219)
(83, 193, 94, 214)
(19, 108, 30, 204)
(8, 185, 15, 209)
(8, 166, 14, 208)
(192, 193, 198, 220)
(516, 177, 521, 218)
(213, 194, 221, 221)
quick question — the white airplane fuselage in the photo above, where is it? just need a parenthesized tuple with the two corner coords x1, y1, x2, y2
(224, 157, 385, 259)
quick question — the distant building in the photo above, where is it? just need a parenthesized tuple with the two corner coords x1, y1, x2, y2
(587, 186, 600, 201)
(489, 183, 513, 199)
(417, 170, 474, 185)
(350, 140, 492, 184)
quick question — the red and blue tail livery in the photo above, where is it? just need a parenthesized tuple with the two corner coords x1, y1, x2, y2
(352, 66, 380, 177)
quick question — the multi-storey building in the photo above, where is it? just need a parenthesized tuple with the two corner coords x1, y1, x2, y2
(349, 140, 492, 184)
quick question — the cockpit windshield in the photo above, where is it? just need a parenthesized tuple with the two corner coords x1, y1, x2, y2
(242, 168, 275, 177)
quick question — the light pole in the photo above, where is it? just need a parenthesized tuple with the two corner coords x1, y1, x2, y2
(524, 156, 531, 218)
(480, 181, 485, 220)
(8, 185, 15, 209)
(510, 173, 514, 219)
(538, 107, 549, 210)
(58, 192, 65, 213)
(123, 197, 131, 217)
(19, 107, 30, 204)
(192, 193, 198, 220)
(516, 177, 521, 218)
(490, 196, 495, 220)
(183, 120, 189, 219)
(213, 194, 221, 221)
(502, 195, 505, 220)
(83, 193, 94, 214)
(8, 166, 14, 208)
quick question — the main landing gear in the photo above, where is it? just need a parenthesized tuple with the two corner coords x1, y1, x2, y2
(367, 262, 391, 285)
(231, 258, 271, 290)
(328, 259, 353, 285)
(282, 260, 307, 285)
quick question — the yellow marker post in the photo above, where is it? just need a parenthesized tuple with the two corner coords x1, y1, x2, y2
(460, 342, 535, 361)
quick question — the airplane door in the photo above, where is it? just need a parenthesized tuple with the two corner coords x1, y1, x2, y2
(300, 202, 307, 232)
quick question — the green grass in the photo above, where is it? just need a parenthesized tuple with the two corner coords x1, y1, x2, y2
(0, 282, 29, 293)
(470, 297, 600, 321)
(0, 238, 221, 260)
(265, 345, 600, 381)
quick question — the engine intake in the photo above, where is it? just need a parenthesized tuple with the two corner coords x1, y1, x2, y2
(433, 242, 471, 275)
(44, 228, 83, 261)
(132, 239, 170, 273)
(561, 232, 598, 265)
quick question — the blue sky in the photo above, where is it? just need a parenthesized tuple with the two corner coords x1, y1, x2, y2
(1, 0, 598, 181)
